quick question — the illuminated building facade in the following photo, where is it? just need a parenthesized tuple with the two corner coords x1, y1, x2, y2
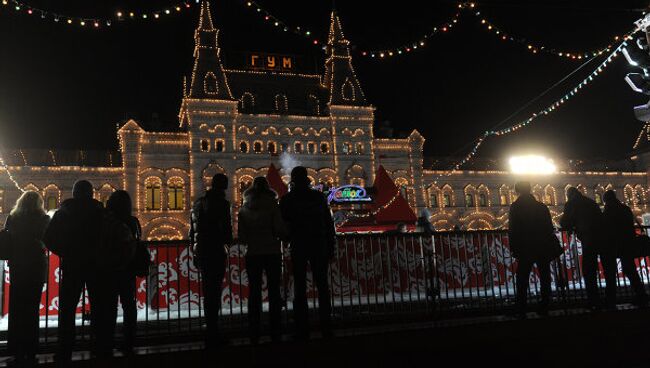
(0, 2, 647, 237)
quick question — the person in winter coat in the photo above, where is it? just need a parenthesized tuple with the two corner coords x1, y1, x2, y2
(280, 166, 336, 340)
(4, 191, 50, 366)
(602, 190, 647, 306)
(106, 190, 143, 354)
(43, 180, 112, 362)
(508, 182, 559, 316)
(560, 186, 616, 309)
(238, 177, 287, 344)
(190, 173, 233, 348)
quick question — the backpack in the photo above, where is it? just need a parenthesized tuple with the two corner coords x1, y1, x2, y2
(97, 210, 136, 269)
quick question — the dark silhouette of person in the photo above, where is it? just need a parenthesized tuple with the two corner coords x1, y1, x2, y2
(280, 166, 336, 340)
(385, 222, 409, 235)
(416, 209, 435, 235)
(106, 190, 142, 354)
(560, 186, 616, 309)
(44, 180, 110, 362)
(603, 189, 648, 307)
(4, 191, 50, 367)
(509, 182, 558, 316)
(238, 177, 286, 344)
(190, 173, 232, 348)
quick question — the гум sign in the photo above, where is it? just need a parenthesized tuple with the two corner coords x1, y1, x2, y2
(327, 185, 372, 204)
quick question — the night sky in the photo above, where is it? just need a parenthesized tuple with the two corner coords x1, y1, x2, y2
(0, 0, 649, 165)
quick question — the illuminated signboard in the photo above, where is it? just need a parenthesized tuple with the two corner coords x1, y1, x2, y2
(327, 185, 372, 204)
(248, 53, 294, 71)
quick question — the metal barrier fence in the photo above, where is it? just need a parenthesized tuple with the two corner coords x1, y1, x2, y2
(1, 229, 649, 351)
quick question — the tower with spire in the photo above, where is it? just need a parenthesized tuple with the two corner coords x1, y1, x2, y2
(324, 10, 367, 107)
(180, 1, 238, 202)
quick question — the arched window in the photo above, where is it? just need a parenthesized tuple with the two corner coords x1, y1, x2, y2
(268, 142, 277, 154)
(253, 141, 263, 153)
(478, 193, 487, 207)
(167, 178, 185, 210)
(442, 184, 454, 207)
(320, 142, 330, 154)
(46, 195, 58, 211)
(308, 142, 316, 154)
(544, 185, 557, 206)
(465, 193, 475, 207)
(215, 139, 225, 152)
(145, 177, 162, 211)
(356, 142, 365, 154)
(280, 143, 288, 153)
(200, 139, 210, 152)
(595, 193, 603, 205)
(240, 141, 249, 153)
(342, 78, 355, 101)
(240, 92, 255, 111)
(204, 72, 219, 95)
(499, 185, 511, 206)
(275, 94, 288, 113)
(0, 188, 4, 213)
(342, 142, 352, 154)
(239, 176, 253, 204)
(294, 142, 303, 153)
(395, 178, 409, 202)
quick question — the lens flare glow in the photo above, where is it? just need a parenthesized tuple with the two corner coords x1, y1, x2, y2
(509, 155, 557, 175)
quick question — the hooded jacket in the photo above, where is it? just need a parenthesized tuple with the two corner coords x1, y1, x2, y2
(238, 190, 286, 256)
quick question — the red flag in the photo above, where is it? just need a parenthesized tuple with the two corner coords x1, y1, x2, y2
(266, 163, 288, 197)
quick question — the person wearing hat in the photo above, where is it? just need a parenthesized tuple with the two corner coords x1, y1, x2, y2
(190, 173, 233, 349)
(602, 189, 647, 307)
(280, 166, 336, 340)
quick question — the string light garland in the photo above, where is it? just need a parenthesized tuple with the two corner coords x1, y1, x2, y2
(238, 0, 321, 46)
(1, 0, 199, 29)
(433, 38, 632, 181)
(0, 155, 25, 192)
(359, 2, 635, 61)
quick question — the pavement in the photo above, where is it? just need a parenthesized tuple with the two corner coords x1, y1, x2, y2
(13, 304, 649, 368)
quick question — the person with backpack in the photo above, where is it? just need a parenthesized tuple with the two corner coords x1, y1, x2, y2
(106, 190, 149, 354)
(238, 177, 286, 344)
(280, 167, 336, 340)
(190, 173, 233, 349)
(3, 191, 50, 367)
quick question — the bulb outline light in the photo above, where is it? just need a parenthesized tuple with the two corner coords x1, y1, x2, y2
(509, 155, 557, 175)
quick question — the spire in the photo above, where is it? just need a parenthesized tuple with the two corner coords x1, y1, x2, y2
(324, 11, 367, 106)
(187, 1, 233, 100)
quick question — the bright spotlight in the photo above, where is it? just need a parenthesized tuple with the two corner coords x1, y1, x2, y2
(509, 155, 557, 175)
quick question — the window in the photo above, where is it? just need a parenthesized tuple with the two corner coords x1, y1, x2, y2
(342, 142, 351, 154)
(280, 143, 288, 153)
(168, 178, 185, 210)
(145, 178, 162, 211)
(240, 141, 249, 153)
(465, 193, 474, 207)
(400, 185, 408, 202)
(240, 92, 254, 111)
(430, 193, 439, 208)
(308, 142, 316, 154)
(204, 72, 219, 94)
(443, 194, 451, 208)
(356, 142, 365, 154)
(294, 142, 303, 153)
(478, 193, 487, 207)
(595, 193, 602, 205)
(275, 94, 288, 113)
(500, 194, 508, 206)
(215, 139, 224, 152)
(254, 141, 263, 153)
(200, 139, 210, 152)
(46, 196, 58, 211)
(320, 143, 330, 154)
(268, 142, 276, 154)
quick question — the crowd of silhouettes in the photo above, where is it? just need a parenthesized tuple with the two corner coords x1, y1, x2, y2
(1, 172, 649, 365)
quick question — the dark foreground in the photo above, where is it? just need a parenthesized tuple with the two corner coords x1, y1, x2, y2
(22, 306, 650, 368)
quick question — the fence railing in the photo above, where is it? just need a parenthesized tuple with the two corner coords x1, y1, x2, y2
(1, 228, 650, 351)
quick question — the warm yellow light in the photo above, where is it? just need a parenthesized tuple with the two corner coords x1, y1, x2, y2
(509, 155, 557, 175)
